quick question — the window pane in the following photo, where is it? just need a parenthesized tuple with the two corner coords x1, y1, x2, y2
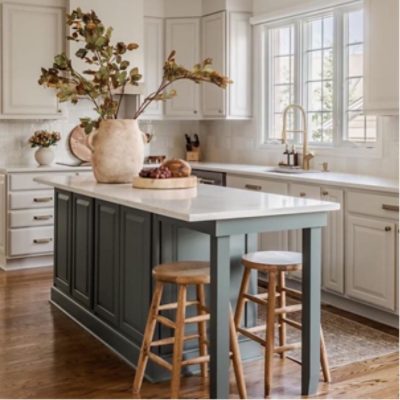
(348, 9, 363, 44)
(274, 85, 292, 112)
(322, 81, 334, 110)
(308, 112, 323, 142)
(323, 49, 334, 79)
(347, 77, 363, 109)
(277, 26, 292, 55)
(309, 19, 322, 49)
(274, 56, 292, 83)
(322, 111, 334, 142)
(307, 82, 322, 110)
(348, 44, 363, 76)
(323, 16, 334, 47)
(308, 50, 322, 80)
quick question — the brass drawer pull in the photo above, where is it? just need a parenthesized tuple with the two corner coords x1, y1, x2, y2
(199, 178, 216, 185)
(299, 192, 307, 197)
(385, 226, 392, 232)
(382, 204, 399, 212)
(245, 184, 262, 191)
(322, 191, 329, 196)
(33, 215, 53, 221)
(33, 197, 53, 203)
(33, 238, 53, 244)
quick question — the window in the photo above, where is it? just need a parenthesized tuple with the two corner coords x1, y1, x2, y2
(262, 4, 377, 147)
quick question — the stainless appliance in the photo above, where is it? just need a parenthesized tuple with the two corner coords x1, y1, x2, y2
(192, 169, 226, 186)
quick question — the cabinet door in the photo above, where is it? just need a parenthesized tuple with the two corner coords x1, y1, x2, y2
(165, 18, 200, 118)
(2, 4, 64, 116)
(94, 200, 120, 326)
(71, 195, 93, 308)
(143, 17, 164, 118)
(364, 0, 399, 115)
(202, 12, 226, 118)
(54, 190, 72, 294)
(345, 215, 396, 311)
(119, 207, 152, 341)
(321, 187, 344, 294)
(228, 12, 252, 118)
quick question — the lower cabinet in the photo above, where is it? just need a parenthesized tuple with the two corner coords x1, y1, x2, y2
(93, 200, 120, 326)
(54, 190, 72, 294)
(345, 214, 396, 311)
(71, 195, 93, 308)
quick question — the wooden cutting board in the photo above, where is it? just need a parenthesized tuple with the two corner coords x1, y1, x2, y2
(132, 175, 198, 189)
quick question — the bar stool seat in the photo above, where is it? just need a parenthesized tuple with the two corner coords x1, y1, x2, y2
(133, 261, 247, 399)
(235, 251, 331, 397)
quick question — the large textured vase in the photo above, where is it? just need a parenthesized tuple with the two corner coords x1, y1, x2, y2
(89, 119, 145, 183)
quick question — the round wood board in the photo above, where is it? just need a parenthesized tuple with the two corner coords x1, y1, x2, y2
(132, 175, 198, 189)
(68, 125, 92, 162)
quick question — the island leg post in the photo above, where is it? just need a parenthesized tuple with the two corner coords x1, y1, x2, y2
(301, 227, 322, 396)
(210, 235, 231, 399)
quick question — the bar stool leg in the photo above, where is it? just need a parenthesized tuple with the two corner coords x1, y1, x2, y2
(277, 271, 287, 359)
(196, 284, 209, 378)
(229, 306, 247, 399)
(320, 326, 331, 382)
(265, 271, 277, 397)
(171, 284, 187, 399)
(234, 267, 252, 328)
(133, 281, 164, 393)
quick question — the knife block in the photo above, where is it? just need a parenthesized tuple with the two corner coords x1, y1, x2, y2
(186, 147, 201, 161)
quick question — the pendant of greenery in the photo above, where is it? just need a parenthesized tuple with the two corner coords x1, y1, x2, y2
(39, 8, 232, 134)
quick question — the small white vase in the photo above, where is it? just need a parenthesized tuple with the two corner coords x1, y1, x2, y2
(35, 147, 55, 166)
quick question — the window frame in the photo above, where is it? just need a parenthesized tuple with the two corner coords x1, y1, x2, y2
(258, 2, 380, 153)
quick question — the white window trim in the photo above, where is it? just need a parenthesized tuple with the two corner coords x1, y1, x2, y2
(254, 2, 383, 158)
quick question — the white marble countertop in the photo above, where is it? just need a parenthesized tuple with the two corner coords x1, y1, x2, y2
(0, 163, 91, 174)
(190, 163, 399, 194)
(35, 175, 340, 222)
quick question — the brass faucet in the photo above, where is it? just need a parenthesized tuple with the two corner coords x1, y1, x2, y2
(281, 104, 314, 170)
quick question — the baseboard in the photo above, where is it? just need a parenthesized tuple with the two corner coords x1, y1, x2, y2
(0, 254, 53, 271)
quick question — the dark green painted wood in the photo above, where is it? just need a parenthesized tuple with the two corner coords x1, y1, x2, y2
(119, 207, 152, 342)
(71, 194, 94, 309)
(94, 200, 120, 327)
(54, 190, 72, 294)
(301, 227, 322, 395)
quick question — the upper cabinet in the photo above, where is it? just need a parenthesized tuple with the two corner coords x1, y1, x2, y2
(165, 18, 201, 118)
(363, 0, 399, 115)
(201, 11, 252, 119)
(1, 3, 65, 118)
(143, 17, 164, 119)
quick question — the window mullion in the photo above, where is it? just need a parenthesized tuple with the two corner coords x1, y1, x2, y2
(336, 9, 344, 146)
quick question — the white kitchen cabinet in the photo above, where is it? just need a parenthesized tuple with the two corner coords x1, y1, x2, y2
(1, 3, 65, 118)
(364, 0, 399, 115)
(226, 175, 289, 251)
(345, 215, 396, 311)
(143, 17, 164, 118)
(321, 187, 344, 294)
(202, 12, 252, 119)
(165, 18, 201, 118)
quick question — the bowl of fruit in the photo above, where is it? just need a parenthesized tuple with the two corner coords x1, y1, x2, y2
(133, 159, 198, 189)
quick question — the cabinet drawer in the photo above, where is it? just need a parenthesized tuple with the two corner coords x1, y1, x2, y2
(9, 173, 55, 191)
(347, 191, 399, 218)
(9, 208, 54, 228)
(289, 183, 321, 200)
(9, 190, 54, 210)
(227, 175, 288, 195)
(8, 226, 54, 256)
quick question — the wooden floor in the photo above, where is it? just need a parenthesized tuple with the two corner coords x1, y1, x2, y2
(0, 267, 398, 399)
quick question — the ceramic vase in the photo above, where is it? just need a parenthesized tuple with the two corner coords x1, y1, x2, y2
(88, 119, 145, 184)
(35, 147, 55, 166)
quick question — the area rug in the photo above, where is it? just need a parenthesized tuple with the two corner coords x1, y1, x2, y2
(255, 297, 399, 368)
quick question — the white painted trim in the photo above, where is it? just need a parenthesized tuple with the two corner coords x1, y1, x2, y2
(250, 0, 361, 26)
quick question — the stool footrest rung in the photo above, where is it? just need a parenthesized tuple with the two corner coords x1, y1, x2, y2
(158, 300, 199, 311)
(148, 352, 173, 371)
(274, 342, 301, 353)
(281, 287, 303, 300)
(243, 292, 280, 306)
(150, 334, 200, 347)
(181, 354, 210, 366)
(275, 304, 302, 314)
(281, 317, 302, 330)
(237, 327, 265, 346)
(155, 315, 176, 329)
(184, 314, 210, 324)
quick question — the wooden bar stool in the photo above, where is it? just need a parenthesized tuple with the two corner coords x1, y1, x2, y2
(132, 261, 247, 399)
(234, 251, 331, 397)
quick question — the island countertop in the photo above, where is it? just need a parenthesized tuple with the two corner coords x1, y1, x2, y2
(35, 175, 340, 222)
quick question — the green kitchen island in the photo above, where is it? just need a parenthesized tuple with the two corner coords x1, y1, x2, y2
(36, 175, 339, 399)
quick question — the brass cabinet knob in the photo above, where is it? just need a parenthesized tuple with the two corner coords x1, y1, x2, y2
(300, 192, 306, 197)
(322, 190, 329, 196)
(385, 226, 392, 232)
(193, 110, 198, 114)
